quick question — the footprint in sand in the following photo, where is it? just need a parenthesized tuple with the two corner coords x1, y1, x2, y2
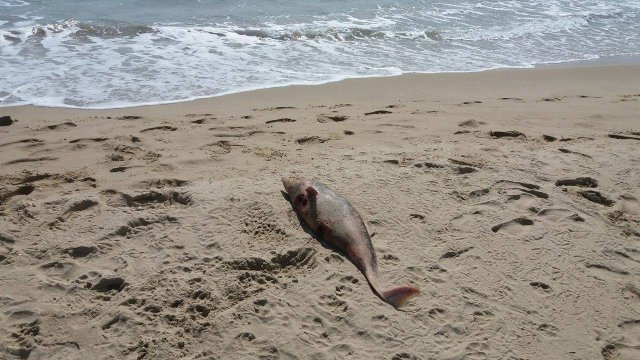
(0, 138, 43, 148)
(364, 110, 392, 115)
(555, 177, 598, 188)
(69, 137, 108, 144)
(458, 119, 486, 128)
(75, 271, 127, 293)
(191, 117, 217, 124)
(296, 136, 328, 145)
(558, 148, 592, 158)
(491, 217, 534, 234)
(65, 245, 97, 258)
(44, 122, 77, 130)
(461, 100, 483, 105)
(529, 281, 551, 292)
(265, 118, 296, 124)
(0, 184, 35, 204)
(609, 133, 640, 141)
(578, 190, 615, 206)
(489, 130, 525, 138)
(536, 208, 584, 223)
(317, 114, 348, 123)
(0, 115, 15, 126)
(140, 126, 177, 132)
(4, 157, 57, 165)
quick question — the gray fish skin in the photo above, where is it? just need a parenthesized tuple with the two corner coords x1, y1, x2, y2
(282, 176, 419, 308)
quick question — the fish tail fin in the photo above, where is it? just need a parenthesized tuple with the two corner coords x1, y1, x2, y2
(363, 269, 419, 308)
(382, 286, 420, 308)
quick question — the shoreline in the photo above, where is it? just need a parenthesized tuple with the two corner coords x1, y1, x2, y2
(1, 62, 639, 359)
(3, 55, 640, 111)
(3, 63, 640, 121)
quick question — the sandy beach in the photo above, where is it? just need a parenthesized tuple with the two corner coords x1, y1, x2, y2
(1, 64, 639, 359)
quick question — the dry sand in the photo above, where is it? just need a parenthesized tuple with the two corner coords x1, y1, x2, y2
(1, 65, 639, 359)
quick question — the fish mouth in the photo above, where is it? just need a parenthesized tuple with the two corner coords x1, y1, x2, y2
(281, 176, 302, 195)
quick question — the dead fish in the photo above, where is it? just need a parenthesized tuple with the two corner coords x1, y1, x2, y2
(282, 176, 419, 308)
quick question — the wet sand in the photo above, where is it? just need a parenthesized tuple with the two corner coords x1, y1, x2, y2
(1, 64, 639, 359)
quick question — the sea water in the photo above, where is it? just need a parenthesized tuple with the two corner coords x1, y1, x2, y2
(1, 0, 639, 108)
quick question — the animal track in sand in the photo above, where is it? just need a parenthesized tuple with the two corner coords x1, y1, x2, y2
(140, 126, 177, 132)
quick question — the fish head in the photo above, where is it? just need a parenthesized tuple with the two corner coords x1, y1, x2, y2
(281, 176, 318, 220)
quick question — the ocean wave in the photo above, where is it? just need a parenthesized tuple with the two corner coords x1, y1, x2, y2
(0, 0, 29, 7)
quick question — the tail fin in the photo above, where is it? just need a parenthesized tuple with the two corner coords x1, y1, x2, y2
(382, 286, 420, 308)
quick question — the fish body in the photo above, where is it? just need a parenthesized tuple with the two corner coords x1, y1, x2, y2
(282, 177, 419, 308)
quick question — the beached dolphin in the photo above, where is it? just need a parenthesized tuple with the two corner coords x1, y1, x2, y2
(282, 176, 420, 308)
